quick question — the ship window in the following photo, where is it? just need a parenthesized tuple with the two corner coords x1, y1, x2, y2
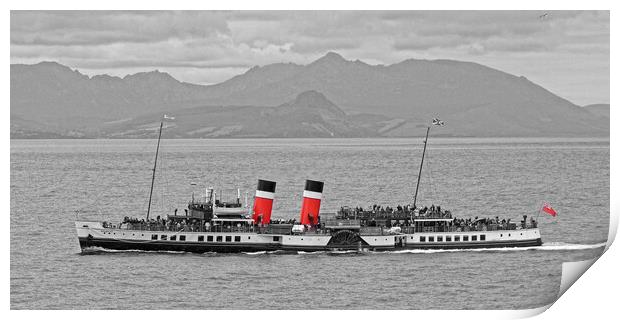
(472, 235, 478, 241)
(500, 234, 503, 237)
(216, 236, 222, 242)
(180, 235, 186, 241)
(273, 236, 281, 242)
(437, 236, 443, 242)
(225, 236, 232, 242)
(508, 233, 511, 237)
(420, 236, 426, 242)
(198, 236, 204, 242)
(152, 234, 157, 240)
(480, 235, 486, 241)
(161, 235, 167, 240)
(463, 235, 469, 241)
(234, 236, 241, 242)
(170, 235, 177, 241)
(428, 236, 434, 242)
(454, 235, 460, 241)
(207, 236, 213, 242)
(446, 236, 452, 242)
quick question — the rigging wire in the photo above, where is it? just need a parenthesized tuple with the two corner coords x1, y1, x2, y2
(426, 146, 438, 204)
(160, 136, 172, 217)
(75, 148, 107, 220)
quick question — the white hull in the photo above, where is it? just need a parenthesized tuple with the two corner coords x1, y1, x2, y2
(76, 221, 542, 252)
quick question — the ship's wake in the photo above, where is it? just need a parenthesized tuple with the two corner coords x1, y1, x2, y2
(386, 242, 606, 254)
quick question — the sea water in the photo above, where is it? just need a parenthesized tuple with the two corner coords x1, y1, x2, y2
(10, 138, 609, 309)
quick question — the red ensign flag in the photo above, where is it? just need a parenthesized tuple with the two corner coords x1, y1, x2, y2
(542, 203, 557, 217)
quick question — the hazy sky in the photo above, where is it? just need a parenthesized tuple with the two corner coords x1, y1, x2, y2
(10, 10, 610, 105)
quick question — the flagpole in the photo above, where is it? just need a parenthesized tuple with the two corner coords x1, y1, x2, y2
(536, 201, 543, 221)
(413, 126, 430, 209)
(146, 120, 164, 221)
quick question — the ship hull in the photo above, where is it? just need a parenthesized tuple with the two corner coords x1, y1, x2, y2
(78, 237, 279, 253)
(76, 221, 543, 253)
(78, 236, 541, 253)
(402, 238, 542, 249)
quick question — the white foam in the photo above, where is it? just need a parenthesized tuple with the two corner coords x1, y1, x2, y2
(267, 250, 286, 254)
(297, 251, 322, 255)
(243, 251, 267, 255)
(327, 250, 359, 254)
(81, 247, 187, 254)
(298, 250, 360, 255)
(388, 242, 606, 254)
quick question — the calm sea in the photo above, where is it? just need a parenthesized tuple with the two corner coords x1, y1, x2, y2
(10, 138, 609, 309)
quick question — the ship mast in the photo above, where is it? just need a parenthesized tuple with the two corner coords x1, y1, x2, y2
(146, 120, 164, 220)
(412, 126, 430, 209)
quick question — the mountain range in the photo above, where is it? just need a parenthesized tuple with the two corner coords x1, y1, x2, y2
(10, 52, 609, 138)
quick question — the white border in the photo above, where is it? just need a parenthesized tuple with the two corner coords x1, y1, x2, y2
(4, 1, 617, 319)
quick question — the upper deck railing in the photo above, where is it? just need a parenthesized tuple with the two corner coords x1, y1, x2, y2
(100, 221, 332, 235)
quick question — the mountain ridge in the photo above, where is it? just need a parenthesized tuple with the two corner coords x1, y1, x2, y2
(10, 52, 609, 138)
(99, 90, 385, 138)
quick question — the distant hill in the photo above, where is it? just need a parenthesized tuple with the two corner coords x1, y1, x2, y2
(583, 104, 609, 119)
(10, 53, 610, 138)
(100, 91, 398, 138)
(10, 61, 210, 131)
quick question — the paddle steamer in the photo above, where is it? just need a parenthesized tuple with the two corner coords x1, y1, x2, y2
(75, 117, 542, 253)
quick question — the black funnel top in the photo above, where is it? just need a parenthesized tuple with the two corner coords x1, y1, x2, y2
(304, 180, 324, 193)
(257, 179, 277, 193)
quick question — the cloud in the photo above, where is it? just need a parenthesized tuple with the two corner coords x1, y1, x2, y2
(9, 10, 610, 104)
(11, 11, 230, 45)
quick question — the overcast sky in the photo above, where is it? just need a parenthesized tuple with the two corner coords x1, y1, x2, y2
(10, 10, 610, 105)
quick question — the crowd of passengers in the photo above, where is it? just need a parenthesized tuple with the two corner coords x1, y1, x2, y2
(341, 204, 451, 218)
(106, 215, 214, 232)
(340, 204, 537, 230)
(105, 215, 307, 231)
(104, 202, 537, 232)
